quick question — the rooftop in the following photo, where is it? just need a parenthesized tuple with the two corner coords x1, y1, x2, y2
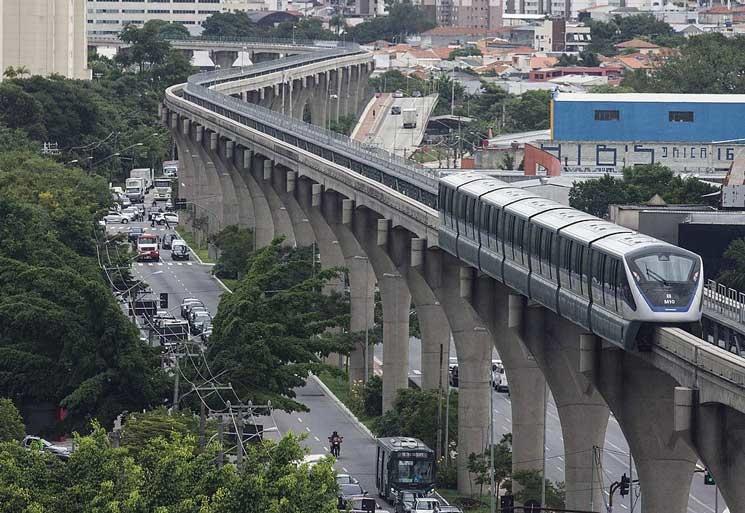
(614, 38, 660, 49)
(553, 92, 745, 103)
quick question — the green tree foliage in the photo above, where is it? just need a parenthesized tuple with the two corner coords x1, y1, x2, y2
(202, 11, 260, 38)
(328, 114, 358, 135)
(212, 225, 255, 279)
(347, 1, 436, 43)
(0, 422, 338, 513)
(375, 388, 457, 450)
(466, 433, 512, 497)
(119, 407, 206, 452)
(0, 82, 46, 140)
(504, 90, 552, 132)
(511, 469, 565, 509)
(362, 375, 383, 417)
(587, 14, 678, 56)
(117, 20, 172, 72)
(202, 12, 337, 41)
(449, 47, 483, 60)
(0, 143, 167, 431)
(0, 398, 24, 442)
(717, 239, 745, 290)
(630, 33, 745, 94)
(569, 165, 719, 218)
(206, 239, 352, 411)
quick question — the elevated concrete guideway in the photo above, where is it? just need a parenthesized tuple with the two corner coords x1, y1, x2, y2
(162, 40, 745, 513)
(367, 95, 438, 157)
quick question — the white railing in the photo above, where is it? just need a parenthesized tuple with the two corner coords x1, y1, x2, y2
(704, 279, 745, 325)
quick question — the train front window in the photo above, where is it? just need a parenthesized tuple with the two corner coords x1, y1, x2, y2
(393, 458, 434, 485)
(629, 251, 699, 310)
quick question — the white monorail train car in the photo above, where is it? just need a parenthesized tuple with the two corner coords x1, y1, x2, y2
(438, 173, 704, 350)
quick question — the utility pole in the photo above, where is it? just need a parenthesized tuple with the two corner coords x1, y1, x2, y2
(541, 382, 548, 509)
(199, 402, 206, 449)
(436, 344, 444, 461)
(217, 419, 224, 468)
(489, 363, 495, 513)
(172, 357, 180, 411)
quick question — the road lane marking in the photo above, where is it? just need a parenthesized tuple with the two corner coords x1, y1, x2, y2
(187, 263, 193, 266)
(177, 263, 183, 266)
(305, 427, 311, 432)
(297, 417, 303, 423)
(148, 263, 153, 266)
(342, 467, 348, 473)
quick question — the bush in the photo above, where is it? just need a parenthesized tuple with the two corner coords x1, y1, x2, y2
(0, 398, 24, 442)
(363, 375, 383, 417)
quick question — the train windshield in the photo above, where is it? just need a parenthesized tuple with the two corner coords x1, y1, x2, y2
(628, 250, 700, 310)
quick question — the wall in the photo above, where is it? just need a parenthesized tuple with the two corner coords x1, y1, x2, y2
(1, 0, 89, 80)
(553, 98, 745, 142)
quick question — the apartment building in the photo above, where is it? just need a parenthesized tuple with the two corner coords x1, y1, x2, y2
(87, 0, 268, 36)
(1, 0, 90, 79)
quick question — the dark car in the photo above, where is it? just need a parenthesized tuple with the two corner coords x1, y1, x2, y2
(180, 298, 203, 318)
(127, 227, 144, 243)
(190, 311, 212, 335)
(162, 233, 180, 250)
(336, 474, 360, 485)
(394, 492, 421, 513)
(338, 483, 367, 510)
(391, 105, 402, 115)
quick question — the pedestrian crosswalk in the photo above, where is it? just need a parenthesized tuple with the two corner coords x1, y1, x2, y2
(137, 262, 193, 267)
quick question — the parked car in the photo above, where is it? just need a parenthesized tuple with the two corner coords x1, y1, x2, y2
(103, 211, 129, 224)
(171, 240, 190, 261)
(127, 227, 145, 243)
(412, 90, 422, 97)
(393, 90, 404, 98)
(200, 326, 213, 344)
(449, 363, 459, 388)
(338, 483, 368, 509)
(391, 105, 402, 115)
(180, 298, 203, 318)
(188, 305, 209, 322)
(336, 474, 360, 485)
(162, 233, 180, 250)
(346, 497, 390, 513)
(120, 196, 132, 208)
(437, 506, 463, 513)
(492, 359, 509, 392)
(22, 436, 71, 460)
(165, 200, 174, 212)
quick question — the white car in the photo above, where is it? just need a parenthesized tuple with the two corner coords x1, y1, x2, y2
(103, 211, 129, 224)
(393, 90, 405, 98)
(413, 498, 440, 512)
(155, 212, 179, 226)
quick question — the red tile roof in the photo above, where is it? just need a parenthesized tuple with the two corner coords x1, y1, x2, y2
(614, 38, 660, 49)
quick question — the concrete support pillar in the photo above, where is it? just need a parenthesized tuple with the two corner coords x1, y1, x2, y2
(347, 251, 376, 383)
(195, 125, 203, 143)
(267, 164, 314, 247)
(694, 403, 745, 513)
(469, 278, 547, 483)
(516, 307, 609, 510)
(210, 132, 218, 151)
(225, 140, 234, 160)
(595, 347, 698, 513)
(250, 156, 294, 247)
(182, 119, 190, 136)
(237, 151, 274, 249)
(379, 269, 411, 411)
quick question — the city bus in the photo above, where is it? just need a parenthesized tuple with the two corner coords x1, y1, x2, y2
(153, 177, 173, 201)
(375, 437, 435, 503)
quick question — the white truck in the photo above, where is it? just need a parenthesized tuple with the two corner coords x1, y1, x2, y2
(153, 177, 173, 201)
(125, 177, 145, 203)
(162, 160, 179, 178)
(130, 168, 154, 191)
(402, 108, 417, 129)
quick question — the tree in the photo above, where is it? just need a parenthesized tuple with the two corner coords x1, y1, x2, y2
(0, 398, 24, 442)
(467, 433, 512, 497)
(374, 388, 457, 450)
(569, 165, 718, 218)
(3, 66, 30, 79)
(157, 21, 190, 40)
(117, 20, 172, 72)
(449, 47, 482, 60)
(511, 470, 565, 509)
(205, 239, 352, 412)
(0, 82, 47, 140)
(212, 225, 255, 279)
(328, 114, 357, 135)
(636, 34, 745, 94)
(580, 51, 600, 67)
(504, 90, 551, 132)
(347, 1, 436, 43)
(717, 239, 745, 290)
(588, 14, 675, 56)
(202, 12, 260, 38)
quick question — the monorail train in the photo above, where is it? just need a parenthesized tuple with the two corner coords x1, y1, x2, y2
(438, 173, 704, 350)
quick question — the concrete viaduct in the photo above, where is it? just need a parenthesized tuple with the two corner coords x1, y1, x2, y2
(161, 41, 745, 512)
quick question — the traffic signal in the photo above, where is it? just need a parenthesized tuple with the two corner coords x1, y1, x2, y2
(619, 473, 630, 496)
(175, 198, 187, 211)
(160, 293, 168, 309)
(499, 494, 514, 513)
(704, 470, 716, 485)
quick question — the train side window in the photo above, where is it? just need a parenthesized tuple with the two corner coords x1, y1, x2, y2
(546, 232, 554, 279)
(464, 196, 472, 235)
(479, 204, 490, 246)
(591, 251, 605, 304)
(532, 227, 542, 273)
(616, 261, 636, 311)
(468, 197, 476, 238)
(515, 219, 524, 264)
(492, 209, 502, 253)
(487, 206, 496, 249)
(560, 237, 571, 288)
(506, 215, 516, 260)
(604, 258, 617, 310)
(522, 222, 531, 268)
(580, 246, 589, 296)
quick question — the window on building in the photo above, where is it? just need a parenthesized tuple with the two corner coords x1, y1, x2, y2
(594, 110, 620, 121)
(669, 111, 694, 123)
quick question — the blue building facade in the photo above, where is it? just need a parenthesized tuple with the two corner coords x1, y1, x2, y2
(551, 93, 745, 143)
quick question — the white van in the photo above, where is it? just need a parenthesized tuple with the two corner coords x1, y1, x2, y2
(171, 239, 190, 261)
(492, 360, 509, 393)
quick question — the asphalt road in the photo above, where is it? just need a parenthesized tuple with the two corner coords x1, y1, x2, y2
(107, 192, 722, 512)
(372, 96, 437, 156)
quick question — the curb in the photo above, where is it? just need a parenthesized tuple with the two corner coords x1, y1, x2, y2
(309, 373, 376, 440)
(214, 275, 233, 294)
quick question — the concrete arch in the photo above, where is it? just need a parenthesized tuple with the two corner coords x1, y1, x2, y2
(468, 276, 548, 483)
(216, 145, 256, 231)
(268, 165, 315, 247)
(183, 131, 225, 235)
(235, 150, 274, 249)
(251, 156, 296, 247)
(201, 138, 240, 228)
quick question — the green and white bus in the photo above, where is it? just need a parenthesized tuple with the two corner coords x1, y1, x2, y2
(375, 437, 435, 502)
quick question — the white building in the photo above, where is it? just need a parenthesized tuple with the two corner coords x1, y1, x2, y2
(1, 0, 90, 80)
(86, 0, 269, 37)
(533, 19, 590, 52)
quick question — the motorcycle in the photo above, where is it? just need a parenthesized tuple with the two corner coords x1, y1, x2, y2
(329, 435, 343, 457)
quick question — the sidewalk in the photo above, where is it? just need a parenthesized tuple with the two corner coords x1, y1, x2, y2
(352, 93, 391, 142)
